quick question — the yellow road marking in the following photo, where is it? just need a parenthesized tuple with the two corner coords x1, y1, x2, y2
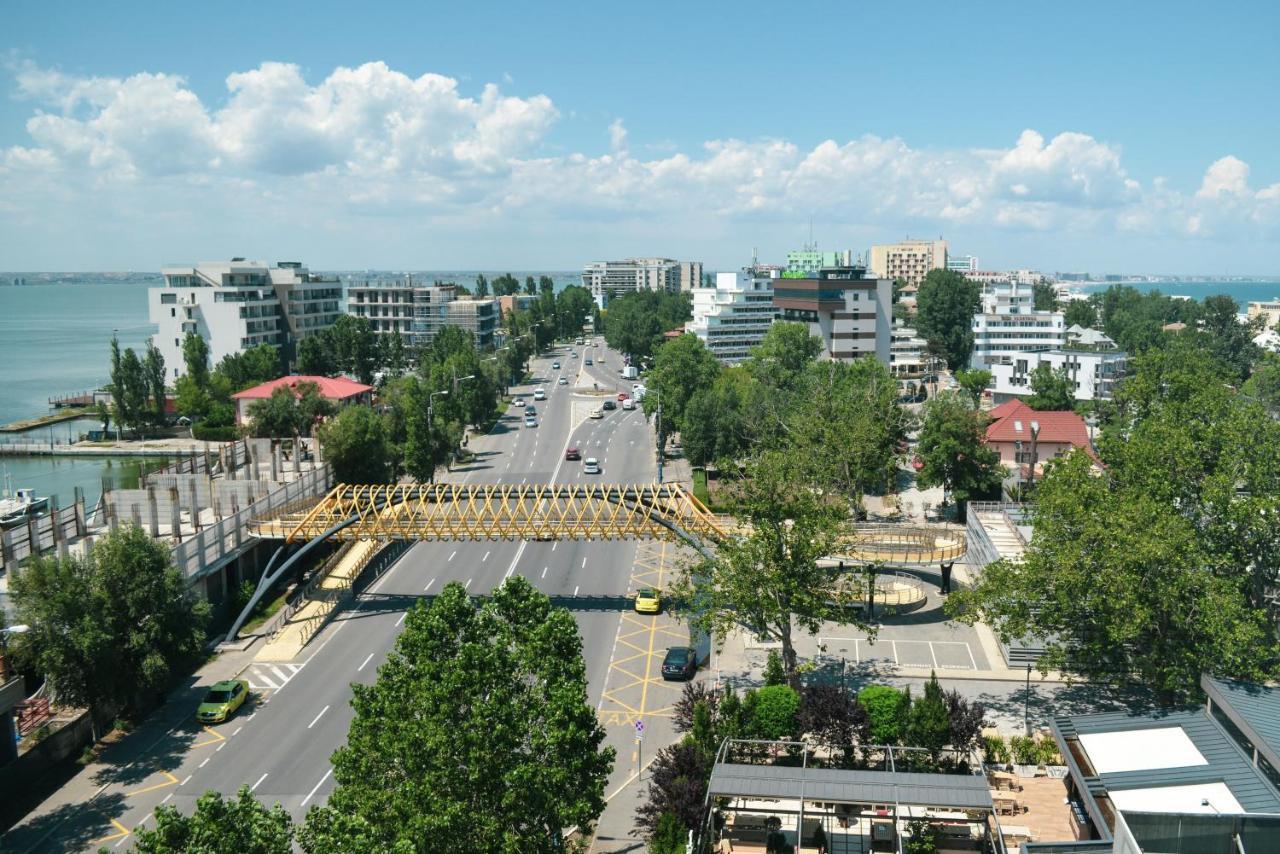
(127, 770, 180, 797)
(88, 819, 130, 846)
(191, 725, 226, 749)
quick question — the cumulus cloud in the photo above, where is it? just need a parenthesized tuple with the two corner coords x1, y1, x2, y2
(2, 58, 1278, 255)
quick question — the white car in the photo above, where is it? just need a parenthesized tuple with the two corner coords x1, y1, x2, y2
(583, 458, 601, 474)
(512, 398, 525, 407)
(533, 388, 546, 401)
(622, 398, 635, 410)
(589, 408, 603, 419)
(524, 415, 537, 428)
(558, 376, 568, 385)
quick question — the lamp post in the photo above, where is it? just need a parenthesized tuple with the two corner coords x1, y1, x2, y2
(1024, 662, 1033, 736)
(426, 389, 449, 483)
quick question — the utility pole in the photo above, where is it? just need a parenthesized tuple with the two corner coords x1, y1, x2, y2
(654, 389, 664, 484)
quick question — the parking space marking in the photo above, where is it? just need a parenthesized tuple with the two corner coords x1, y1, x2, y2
(819, 636, 979, 671)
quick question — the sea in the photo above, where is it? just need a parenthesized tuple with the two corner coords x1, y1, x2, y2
(0, 270, 581, 508)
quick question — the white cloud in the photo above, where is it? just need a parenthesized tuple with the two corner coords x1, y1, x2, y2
(2, 59, 1278, 268)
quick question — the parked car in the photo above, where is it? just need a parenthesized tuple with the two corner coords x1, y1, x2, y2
(661, 647, 697, 681)
(634, 587, 661, 614)
(565, 447, 581, 461)
(197, 679, 249, 724)
(583, 457, 601, 474)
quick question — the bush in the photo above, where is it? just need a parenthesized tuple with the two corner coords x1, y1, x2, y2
(983, 734, 1010, 764)
(1037, 738, 1063, 765)
(192, 423, 237, 441)
(858, 685, 906, 745)
(1010, 735, 1040, 765)
(750, 685, 801, 740)
(763, 649, 786, 687)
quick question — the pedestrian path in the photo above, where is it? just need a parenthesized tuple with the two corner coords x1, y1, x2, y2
(255, 539, 381, 662)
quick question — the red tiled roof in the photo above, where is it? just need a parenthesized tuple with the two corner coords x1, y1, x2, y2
(984, 399, 1092, 448)
(231, 375, 373, 401)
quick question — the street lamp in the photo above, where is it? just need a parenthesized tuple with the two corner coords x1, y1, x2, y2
(1, 624, 30, 682)
(1024, 662, 1033, 736)
(426, 389, 449, 484)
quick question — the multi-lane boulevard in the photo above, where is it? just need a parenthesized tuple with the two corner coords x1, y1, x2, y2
(6, 340, 694, 852)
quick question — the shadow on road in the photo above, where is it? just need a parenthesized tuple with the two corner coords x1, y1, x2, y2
(2, 791, 130, 853)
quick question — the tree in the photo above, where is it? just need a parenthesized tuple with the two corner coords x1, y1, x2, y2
(301, 577, 612, 851)
(328, 316, 378, 384)
(944, 689, 986, 760)
(384, 327, 407, 377)
(749, 685, 800, 740)
(319, 406, 393, 484)
(524, 275, 537, 295)
(182, 333, 210, 387)
(647, 811, 689, 854)
(9, 525, 209, 721)
(857, 685, 906, 745)
(247, 387, 303, 438)
(681, 369, 756, 468)
(475, 273, 489, 297)
(109, 334, 130, 433)
(748, 321, 823, 389)
(296, 334, 337, 376)
(174, 374, 211, 423)
(1243, 351, 1280, 415)
(763, 649, 786, 686)
(143, 342, 168, 430)
(1200, 293, 1261, 382)
(914, 392, 1003, 521)
(1026, 363, 1076, 411)
(643, 333, 721, 450)
(602, 290, 690, 361)
(1063, 299, 1097, 329)
(914, 270, 981, 370)
(538, 275, 555, 295)
(1032, 281, 1058, 312)
(132, 785, 294, 853)
(907, 672, 950, 761)
(118, 346, 150, 436)
(799, 684, 868, 767)
(216, 345, 281, 390)
(671, 451, 868, 686)
(954, 369, 992, 406)
(634, 741, 711, 841)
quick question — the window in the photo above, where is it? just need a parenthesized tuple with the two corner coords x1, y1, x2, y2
(171, 308, 176, 318)
(160, 293, 177, 304)
(175, 338, 180, 347)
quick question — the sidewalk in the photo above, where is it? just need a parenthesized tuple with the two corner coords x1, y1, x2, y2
(2, 636, 266, 850)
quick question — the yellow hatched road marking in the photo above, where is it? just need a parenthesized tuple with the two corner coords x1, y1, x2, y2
(126, 770, 180, 797)
(88, 818, 130, 846)
(191, 724, 226, 749)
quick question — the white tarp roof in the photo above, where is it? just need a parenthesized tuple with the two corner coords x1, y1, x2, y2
(1078, 727, 1207, 774)
(1111, 782, 1244, 815)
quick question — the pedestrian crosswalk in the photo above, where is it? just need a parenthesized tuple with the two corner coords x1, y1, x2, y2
(245, 662, 304, 693)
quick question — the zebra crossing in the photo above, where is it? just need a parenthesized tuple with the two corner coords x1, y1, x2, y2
(245, 662, 305, 693)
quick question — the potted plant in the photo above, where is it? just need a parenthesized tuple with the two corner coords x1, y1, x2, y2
(982, 734, 1010, 767)
(1011, 735, 1040, 777)
(1039, 739, 1069, 778)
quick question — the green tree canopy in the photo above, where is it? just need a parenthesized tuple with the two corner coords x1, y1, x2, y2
(182, 333, 210, 387)
(9, 525, 209, 719)
(602, 290, 691, 362)
(914, 270, 981, 369)
(857, 685, 907, 745)
(954, 368, 992, 406)
(643, 333, 722, 450)
(1026, 363, 1076, 411)
(749, 685, 801, 740)
(132, 785, 294, 853)
(319, 405, 393, 484)
(1032, 281, 1058, 312)
(300, 577, 612, 851)
(216, 345, 281, 390)
(914, 392, 1004, 521)
(907, 672, 951, 760)
(327, 315, 378, 384)
(296, 334, 338, 377)
(1063, 299, 1098, 329)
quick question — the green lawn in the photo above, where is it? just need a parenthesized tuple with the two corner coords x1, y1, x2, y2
(240, 591, 288, 634)
(692, 468, 714, 509)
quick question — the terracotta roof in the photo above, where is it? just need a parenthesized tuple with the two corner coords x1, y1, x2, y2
(984, 399, 1092, 448)
(231, 375, 373, 401)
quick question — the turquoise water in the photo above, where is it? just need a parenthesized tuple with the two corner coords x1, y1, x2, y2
(1076, 280, 1280, 309)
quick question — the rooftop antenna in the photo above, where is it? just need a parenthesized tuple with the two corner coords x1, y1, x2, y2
(808, 216, 814, 251)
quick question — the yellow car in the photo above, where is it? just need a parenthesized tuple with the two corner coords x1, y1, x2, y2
(634, 587, 661, 614)
(196, 679, 249, 724)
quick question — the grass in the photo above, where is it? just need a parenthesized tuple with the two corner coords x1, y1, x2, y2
(239, 591, 288, 635)
(692, 468, 717, 511)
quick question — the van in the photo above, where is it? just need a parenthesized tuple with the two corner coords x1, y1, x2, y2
(622, 398, 635, 410)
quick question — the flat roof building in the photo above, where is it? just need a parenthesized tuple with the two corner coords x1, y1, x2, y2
(970, 281, 1066, 369)
(989, 348, 1128, 403)
(581, 257, 701, 307)
(347, 281, 498, 350)
(773, 266, 892, 365)
(868, 239, 947, 289)
(686, 270, 779, 364)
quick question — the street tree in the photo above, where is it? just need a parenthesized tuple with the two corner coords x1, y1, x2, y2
(643, 333, 721, 451)
(296, 334, 337, 376)
(182, 333, 210, 387)
(681, 369, 756, 468)
(328, 315, 378, 384)
(858, 685, 907, 745)
(747, 321, 823, 390)
(300, 577, 612, 852)
(1026, 363, 1076, 411)
(319, 406, 393, 484)
(944, 690, 987, 760)
(670, 451, 867, 685)
(132, 785, 294, 853)
(799, 684, 869, 768)
(914, 392, 1003, 522)
(143, 342, 168, 430)
(634, 742, 712, 843)
(954, 369, 992, 406)
(914, 270, 981, 369)
(9, 525, 209, 722)
(907, 672, 951, 762)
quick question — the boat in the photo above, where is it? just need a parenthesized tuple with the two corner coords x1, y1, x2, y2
(0, 473, 49, 529)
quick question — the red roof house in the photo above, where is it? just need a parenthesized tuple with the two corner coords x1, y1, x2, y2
(983, 399, 1097, 478)
(231, 375, 374, 425)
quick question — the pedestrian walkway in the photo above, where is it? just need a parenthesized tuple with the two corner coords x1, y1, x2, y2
(255, 539, 380, 662)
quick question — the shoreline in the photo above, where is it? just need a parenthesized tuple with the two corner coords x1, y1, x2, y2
(0, 408, 95, 433)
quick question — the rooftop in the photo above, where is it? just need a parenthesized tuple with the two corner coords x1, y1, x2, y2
(708, 763, 994, 812)
(1202, 675, 1280, 774)
(985, 399, 1092, 448)
(231, 375, 373, 401)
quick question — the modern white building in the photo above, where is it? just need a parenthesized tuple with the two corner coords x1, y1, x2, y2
(946, 254, 979, 276)
(581, 257, 701, 307)
(1247, 299, 1280, 329)
(347, 280, 498, 349)
(772, 266, 892, 365)
(989, 348, 1128, 403)
(150, 260, 341, 380)
(868, 239, 948, 289)
(685, 271, 779, 364)
(970, 281, 1066, 369)
(889, 324, 929, 377)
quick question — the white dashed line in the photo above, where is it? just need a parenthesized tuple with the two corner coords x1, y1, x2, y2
(448, 550, 457, 562)
(358, 652, 375, 671)
(582, 557, 587, 569)
(395, 612, 406, 627)
(301, 768, 333, 807)
(465, 577, 473, 590)
(574, 585, 580, 597)
(232, 726, 242, 736)
(482, 550, 490, 562)
(199, 757, 210, 768)
(542, 566, 548, 579)
(308, 705, 331, 729)
(161, 793, 173, 804)
(180, 775, 192, 786)
(251, 773, 268, 792)
(424, 577, 435, 592)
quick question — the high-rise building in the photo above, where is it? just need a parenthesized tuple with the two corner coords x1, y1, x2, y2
(868, 239, 948, 288)
(686, 270, 779, 364)
(946, 254, 978, 276)
(970, 281, 1067, 369)
(150, 259, 342, 380)
(347, 280, 498, 350)
(581, 257, 699, 307)
(772, 265, 892, 365)
(786, 247, 855, 275)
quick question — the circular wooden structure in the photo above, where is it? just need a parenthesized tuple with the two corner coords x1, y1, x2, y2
(831, 524, 966, 565)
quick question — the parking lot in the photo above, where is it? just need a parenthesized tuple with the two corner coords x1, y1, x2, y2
(818, 636, 980, 671)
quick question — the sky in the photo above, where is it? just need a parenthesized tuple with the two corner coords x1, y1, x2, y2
(2, 0, 1279, 275)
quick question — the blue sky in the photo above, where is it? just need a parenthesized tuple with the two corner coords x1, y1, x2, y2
(2, 0, 1279, 273)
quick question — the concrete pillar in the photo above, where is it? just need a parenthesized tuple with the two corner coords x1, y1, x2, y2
(147, 486, 160, 538)
(107, 495, 119, 532)
(1, 529, 15, 572)
(203, 442, 212, 475)
(188, 479, 200, 531)
(27, 512, 40, 554)
(169, 487, 182, 542)
(131, 503, 143, 530)
(271, 440, 280, 483)
(251, 441, 262, 481)
(940, 562, 954, 595)
(209, 476, 220, 519)
(47, 496, 62, 546)
(73, 486, 87, 537)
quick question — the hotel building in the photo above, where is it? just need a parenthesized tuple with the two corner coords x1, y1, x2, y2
(772, 265, 892, 365)
(970, 281, 1066, 369)
(686, 271, 779, 364)
(868, 239, 948, 289)
(346, 281, 498, 350)
(581, 258, 702, 307)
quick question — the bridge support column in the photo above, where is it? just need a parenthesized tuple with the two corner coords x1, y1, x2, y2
(940, 561, 954, 595)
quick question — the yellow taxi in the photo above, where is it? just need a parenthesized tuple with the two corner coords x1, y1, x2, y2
(196, 679, 250, 724)
(634, 587, 661, 614)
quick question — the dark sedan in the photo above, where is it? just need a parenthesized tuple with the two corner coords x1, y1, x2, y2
(661, 646, 697, 681)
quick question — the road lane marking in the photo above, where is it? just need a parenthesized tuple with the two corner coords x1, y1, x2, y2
(191, 725, 225, 749)
(216, 742, 225, 752)
(232, 726, 242, 736)
(542, 566, 548, 579)
(126, 771, 180, 797)
(552, 542, 557, 551)
(582, 557, 587, 569)
(504, 540, 529, 579)
(465, 577, 474, 590)
(180, 775, 192, 786)
(483, 550, 490, 562)
(308, 705, 331, 729)
(395, 612, 407, 627)
(301, 768, 333, 807)
(424, 577, 436, 592)
(449, 550, 457, 562)
(358, 652, 375, 671)
(251, 773, 268, 792)
(574, 585, 580, 597)
(161, 793, 173, 805)
(199, 757, 210, 768)
(88, 818, 131, 847)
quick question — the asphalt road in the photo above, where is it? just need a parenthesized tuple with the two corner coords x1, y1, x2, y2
(8, 339, 675, 852)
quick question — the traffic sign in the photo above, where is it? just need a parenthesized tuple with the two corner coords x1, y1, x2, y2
(635, 719, 645, 739)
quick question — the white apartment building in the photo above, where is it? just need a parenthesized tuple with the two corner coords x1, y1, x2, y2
(946, 254, 979, 276)
(868, 239, 948, 289)
(581, 257, 701, 307)
(772, 266, 892, 365)
(150, 259, 341, 380)
(990, 349, 1128, 403)
(685, 271, 779, 364)
(889, 325, 929, 377)
(970, 281, 1066, 369)
(347, 281, 498, 349)
(1247, 300, 1280, 329)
